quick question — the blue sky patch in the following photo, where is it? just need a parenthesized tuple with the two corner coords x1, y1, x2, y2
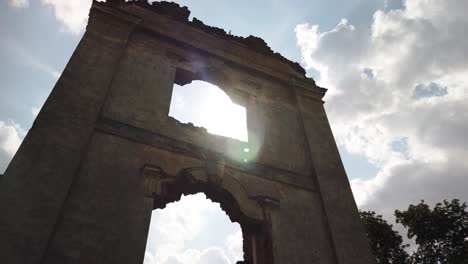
(391, 137, 409, 159)
(412, 82, 448, 99)
(338, 145, 379, 180)
(362, 67, 374, 80)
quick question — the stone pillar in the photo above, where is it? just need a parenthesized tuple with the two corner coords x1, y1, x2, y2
(292, 78, 376, 264)
(0, 6, 140, 264)
(40, 133, 154, 264)
(101, 33, 177, 132)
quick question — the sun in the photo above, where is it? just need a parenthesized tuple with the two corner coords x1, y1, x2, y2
(169, 81, 248, 142)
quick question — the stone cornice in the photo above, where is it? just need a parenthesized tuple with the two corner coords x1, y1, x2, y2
(290, 77, 327, 100)
(93, 0, 308, 78)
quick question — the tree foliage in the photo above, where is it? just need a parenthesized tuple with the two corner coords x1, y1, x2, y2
(395, 199, 468, 264)
(360, 210, 410, 264)
(361, 199, 468, 264)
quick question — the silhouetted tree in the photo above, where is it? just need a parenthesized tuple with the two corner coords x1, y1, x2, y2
(360, 210, 410, 264)
(395, 199, 468, 264)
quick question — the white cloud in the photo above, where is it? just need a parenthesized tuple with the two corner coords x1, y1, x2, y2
(144, 193, 243, 264)
(40, 0, 94, 34)
(146, 247, 232, 264)
(295, 0, 468, 215)
(8, 0, 97, 34)
(194, 247, 231, 264)
(225, 229, 243, 261)
(31, 107, 40, 117)
(0, 120, 25, 174)
(8, 0, 29, 8)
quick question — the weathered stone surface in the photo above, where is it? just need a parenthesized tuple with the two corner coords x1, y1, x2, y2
(0, 1, 375, 264)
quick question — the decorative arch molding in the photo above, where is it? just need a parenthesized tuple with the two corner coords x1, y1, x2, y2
(141, 164, 277, 264)
(141, 164, 280, 221)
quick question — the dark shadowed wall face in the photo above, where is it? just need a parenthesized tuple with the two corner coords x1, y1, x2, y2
(0, 1, 375, 264)
(5, 0, 466, 263)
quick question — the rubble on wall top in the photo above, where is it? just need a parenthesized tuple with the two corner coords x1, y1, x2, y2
(97, 0, 307, 76)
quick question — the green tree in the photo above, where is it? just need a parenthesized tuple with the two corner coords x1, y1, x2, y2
(395, 199, 468, 264)
(360, 210, 410, 264)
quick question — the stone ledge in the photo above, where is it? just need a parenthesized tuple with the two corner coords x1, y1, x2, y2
(95, 116, 317, 191)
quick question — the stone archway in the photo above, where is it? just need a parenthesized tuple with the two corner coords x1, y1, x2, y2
(142, 165, 275, 264)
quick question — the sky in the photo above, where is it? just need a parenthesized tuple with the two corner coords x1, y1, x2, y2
(1, 0, 467, 263)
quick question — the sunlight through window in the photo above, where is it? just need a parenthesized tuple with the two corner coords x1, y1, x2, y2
(144, 193, 244, 264)
(169, 81, 248, 142)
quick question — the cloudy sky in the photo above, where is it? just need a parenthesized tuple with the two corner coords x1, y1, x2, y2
(1, 0, 467, 263)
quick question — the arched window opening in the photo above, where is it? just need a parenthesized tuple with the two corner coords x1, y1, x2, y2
(144, 193, 244, 264)
(169, 77, 248, 142)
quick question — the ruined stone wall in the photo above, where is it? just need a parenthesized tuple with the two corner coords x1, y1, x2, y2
(0, 1, 376, 264)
